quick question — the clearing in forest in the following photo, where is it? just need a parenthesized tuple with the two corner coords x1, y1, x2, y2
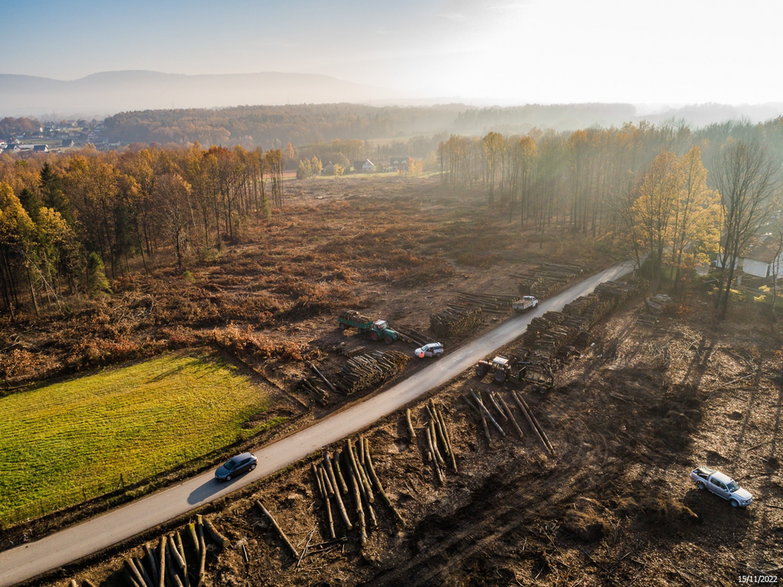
(0, 351, 272, 526)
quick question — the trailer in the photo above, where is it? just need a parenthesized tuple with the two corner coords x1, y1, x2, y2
(338, 310, 400, 344)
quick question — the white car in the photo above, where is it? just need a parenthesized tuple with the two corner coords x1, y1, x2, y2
(690, 466, 753, 507)
(512, 295, 539, 312)
(414, 342, 444, 358)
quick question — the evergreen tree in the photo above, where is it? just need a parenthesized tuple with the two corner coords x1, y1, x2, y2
(86, 251, 111, 296)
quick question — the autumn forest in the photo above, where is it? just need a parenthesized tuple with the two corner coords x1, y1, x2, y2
(1, 116, 782, 324)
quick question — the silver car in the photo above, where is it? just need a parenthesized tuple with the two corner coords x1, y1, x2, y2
(690, 466, 752, 507)
(414, 342, 444, 358)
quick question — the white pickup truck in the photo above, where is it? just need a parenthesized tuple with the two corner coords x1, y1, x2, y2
(512, 295, 539, 312)
(690, 466, 753, 507)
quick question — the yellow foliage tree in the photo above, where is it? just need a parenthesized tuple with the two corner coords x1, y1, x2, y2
(632, 147, 720, 290)
(668, 146, 720, 290)
(632, 151, 680, 288)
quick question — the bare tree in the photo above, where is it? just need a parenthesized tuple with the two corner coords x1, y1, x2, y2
(714, 140, 779, 319)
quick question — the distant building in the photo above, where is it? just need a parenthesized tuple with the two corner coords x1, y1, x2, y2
(740, 235, 783, 279)
(33, 144, 49, 152)
(389, 157, 408, 172)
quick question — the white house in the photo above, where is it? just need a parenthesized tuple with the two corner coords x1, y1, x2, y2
(740, 237, 783, 279)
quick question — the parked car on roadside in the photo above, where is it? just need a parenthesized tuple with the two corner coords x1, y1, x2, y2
(414, 342, 444, 358)
(512, 295, 539, 312)
(215, 452, 257, 481)
(690, 466, 752, 507)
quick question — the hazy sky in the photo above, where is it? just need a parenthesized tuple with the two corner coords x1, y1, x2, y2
(2, 0, 782, 104)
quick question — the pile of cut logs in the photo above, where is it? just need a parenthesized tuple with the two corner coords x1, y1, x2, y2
(406, 401, 458, 484)
(594, 280, 637, 300)
(429, 306, 483, 338)
(297, 361, 340, 406)
(454, 291, 518, 314)
(523, 310, 579, 367)
(520, 280, 638, 368)
(121, 514, 226, 587)
(311, 437, 405, 547)
(334, 350, 410, 394)
(513, 262, 584, 298)
(464, 388, 555, 456)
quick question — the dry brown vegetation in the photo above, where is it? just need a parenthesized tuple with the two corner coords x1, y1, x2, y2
(10, 176, 782, 586)
(1, 177, 606, 392)
(49, 285, 783, 587)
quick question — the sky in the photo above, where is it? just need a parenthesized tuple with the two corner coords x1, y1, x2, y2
(2, 0, 783, 105)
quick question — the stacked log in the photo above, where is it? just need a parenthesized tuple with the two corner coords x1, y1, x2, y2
(525, 311, 567, 342)
(512, 262, 584, 298)
(121, 517, 224, 587)
(454, 291, 518, 314)
(311, 437, 404, 549)
(296, 377, 329, 406)
(516, 279, 638, 383)
(339, 310, 372, 325)
(419, 401, 458, 484)
(334, 350, 410, 394)
(541, 262, 584, 274)
(430, 306, 483, 338)
(394, 327, 428, 346)
(594, 280, 637, 300)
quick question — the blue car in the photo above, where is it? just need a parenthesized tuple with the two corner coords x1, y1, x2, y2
(215, 452, 257, 481)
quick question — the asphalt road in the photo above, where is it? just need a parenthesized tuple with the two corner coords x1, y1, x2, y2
(0, 259, 635, 586)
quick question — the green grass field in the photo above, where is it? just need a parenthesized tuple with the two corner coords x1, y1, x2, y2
(0, 351, 273, 525)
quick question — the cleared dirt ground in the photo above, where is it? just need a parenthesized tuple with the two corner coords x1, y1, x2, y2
(7, 177, 783, 586)
(51, 284, 783, 587)
(1, 175, 607, 547)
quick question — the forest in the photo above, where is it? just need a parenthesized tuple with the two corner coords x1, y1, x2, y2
(438, 118, 783, 317)
(0, 145, 283, 319)
(95, 102, 783, 148)
(1, 117, 782, 322)
(101, 104, 462, 149)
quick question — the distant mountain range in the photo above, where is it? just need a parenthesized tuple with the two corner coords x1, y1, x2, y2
(0, 70, 398, 117)
(1, 70, 782, 130)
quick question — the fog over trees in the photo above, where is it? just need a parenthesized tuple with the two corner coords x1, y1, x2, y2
(1, 115, 781, 319)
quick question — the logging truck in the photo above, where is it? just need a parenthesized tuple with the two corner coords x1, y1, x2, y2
(338, 311, 400, 344)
